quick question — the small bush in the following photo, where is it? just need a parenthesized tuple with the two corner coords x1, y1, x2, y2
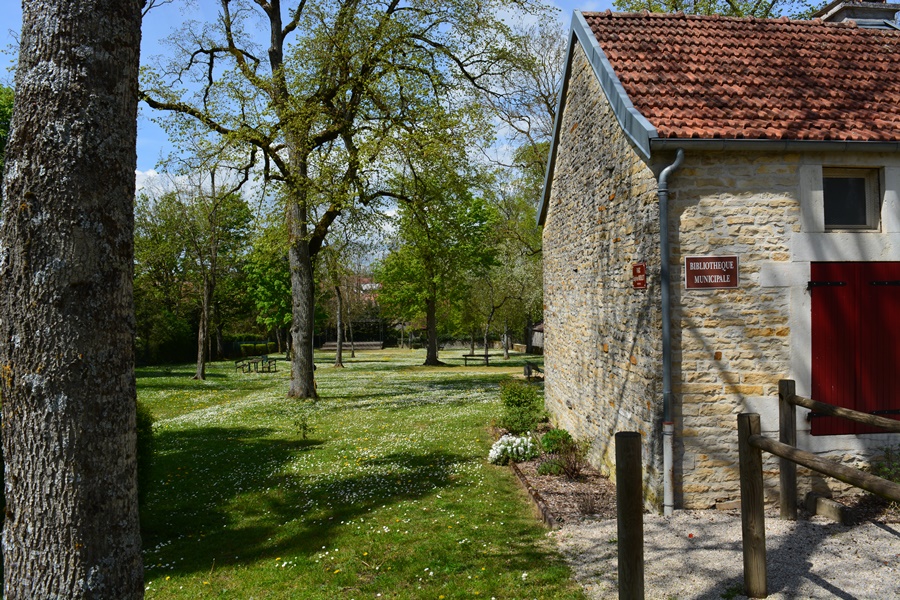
(872, 446, 900, 483)
(537, 456, 564, 476)
(135, 400, 155, 505)
(541, 428, 573, 454)
(498, 380, 546, 434)
(557, 438, 591, 480)
(871, 445, 900, 508)
(488, 434, 539, 466)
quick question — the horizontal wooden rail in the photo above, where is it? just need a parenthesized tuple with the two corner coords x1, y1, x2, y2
(789, 394, 900, 433)
(748, 434, 900, 502)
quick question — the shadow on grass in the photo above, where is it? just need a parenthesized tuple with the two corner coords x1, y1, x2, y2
(141, 426, 466, 578)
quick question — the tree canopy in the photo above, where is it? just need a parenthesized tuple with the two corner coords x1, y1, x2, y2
(141, 0, 547, 396)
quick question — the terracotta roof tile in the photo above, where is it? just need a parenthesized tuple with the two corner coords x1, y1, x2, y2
(583, 11, 900, 141)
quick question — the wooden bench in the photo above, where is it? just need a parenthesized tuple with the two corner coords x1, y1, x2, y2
(462, 354, 490, 366)
(320, 341, 384, 350)
(257, 355, 277, 373)
(235, 359, 250, 373)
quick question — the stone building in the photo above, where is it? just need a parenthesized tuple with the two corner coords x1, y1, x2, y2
(539, 6, 900, 511)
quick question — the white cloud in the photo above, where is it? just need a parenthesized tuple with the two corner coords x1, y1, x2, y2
(135, 169, 161, 193)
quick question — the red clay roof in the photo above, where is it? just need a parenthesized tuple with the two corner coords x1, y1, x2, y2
(583, 11, 900, 141)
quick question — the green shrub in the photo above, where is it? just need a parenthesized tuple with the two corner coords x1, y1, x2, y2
(537, 429, 590, 480)
(872, 446, 900, 483)
(498, 380, 546, 434)
(541, 428, 573, 454)
(537, 457, 564, 476)
(135, 400, 155, 505)
(872, 445, 900, 508)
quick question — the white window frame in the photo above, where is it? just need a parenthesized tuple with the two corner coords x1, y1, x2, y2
(822, 167, 880, 231)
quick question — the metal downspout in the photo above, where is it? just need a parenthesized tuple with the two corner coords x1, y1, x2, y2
(658, 148, 684, 517)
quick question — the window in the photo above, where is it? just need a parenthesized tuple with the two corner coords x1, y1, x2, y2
(823, 168, 880, 230)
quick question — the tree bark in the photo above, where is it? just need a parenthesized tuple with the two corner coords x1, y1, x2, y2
(288, 216, 317, 397)
(0, 1, 144, 597)
(424, 295, 442, 366)
(194, 273, 210, 380)
(334, 285, 344, 368)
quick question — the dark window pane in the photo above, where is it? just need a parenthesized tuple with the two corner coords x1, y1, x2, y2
(824, 177, 868, 227)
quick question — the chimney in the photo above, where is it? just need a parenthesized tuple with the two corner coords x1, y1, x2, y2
(814, 0, 900, 28)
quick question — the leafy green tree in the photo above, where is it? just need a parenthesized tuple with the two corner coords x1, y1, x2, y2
(376, 154, 497, 365)
(134, 172, 252, 370)
(134, 190, 195, 363)
(141, 0, 546, 397)
(245, 212, 293, 353)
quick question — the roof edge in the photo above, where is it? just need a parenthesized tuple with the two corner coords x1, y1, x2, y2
(538, 11, 658, 226)
(651, 138, 900, 152)
(573, 12, 659, 157)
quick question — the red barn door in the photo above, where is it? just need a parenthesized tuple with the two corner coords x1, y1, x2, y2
(810, 262, 900, 435)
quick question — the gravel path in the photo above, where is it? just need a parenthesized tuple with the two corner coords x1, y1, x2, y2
(550, 510, 900, 599)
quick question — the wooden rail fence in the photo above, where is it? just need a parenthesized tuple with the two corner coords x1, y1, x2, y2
(737, 379, 900, 598)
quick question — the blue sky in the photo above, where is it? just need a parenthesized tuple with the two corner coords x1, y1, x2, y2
(1, 0, 614, 175)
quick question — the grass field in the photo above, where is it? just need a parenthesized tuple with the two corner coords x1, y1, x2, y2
(137, 349, 585, 599)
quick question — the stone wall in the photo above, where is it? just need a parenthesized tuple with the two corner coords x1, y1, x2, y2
(669, 153, 798, 507)
(542, 44, 666, 505)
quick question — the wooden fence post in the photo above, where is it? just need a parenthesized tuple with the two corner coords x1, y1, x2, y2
(738, 413, 767, 599)
(779, 379, 797, 521)
(616, 431, 644, 600)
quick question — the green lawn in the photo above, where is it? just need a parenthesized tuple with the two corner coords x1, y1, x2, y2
(138, 349, 583, 599)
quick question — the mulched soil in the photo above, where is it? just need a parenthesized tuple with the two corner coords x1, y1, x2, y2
(509, 458, 900, 526)
(511, 458, 617, 525)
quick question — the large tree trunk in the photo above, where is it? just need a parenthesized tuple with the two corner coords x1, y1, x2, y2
(194, 274, 211, 380)
(288, 224, 317, 398)
(423, 295, 442, 366)
(334, 285, 344, 368)
(0, 1, 144, 597)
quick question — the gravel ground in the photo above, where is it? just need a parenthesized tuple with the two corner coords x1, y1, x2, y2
(550, 510, 900, 599)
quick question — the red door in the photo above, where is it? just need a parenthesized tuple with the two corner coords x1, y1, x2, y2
(810, 262, 900, 435)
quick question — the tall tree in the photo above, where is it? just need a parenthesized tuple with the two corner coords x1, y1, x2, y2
(141, 0, 544, 397)
(245, 212, 293, 352)
(0, 1, 144, 597)
(481, 19, 566, 178)
(176, 168, 252, 379)
(376, 155, 496, 365)
(134, 190, 195, 363)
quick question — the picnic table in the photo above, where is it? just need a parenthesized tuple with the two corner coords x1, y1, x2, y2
(235, 355, 277, 373)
